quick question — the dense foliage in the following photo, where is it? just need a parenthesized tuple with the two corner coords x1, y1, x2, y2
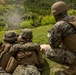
(0, 0, 76, 30)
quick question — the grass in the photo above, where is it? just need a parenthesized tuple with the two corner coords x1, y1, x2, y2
(0, 24, 67, 75)
(32, 25, 52, 44)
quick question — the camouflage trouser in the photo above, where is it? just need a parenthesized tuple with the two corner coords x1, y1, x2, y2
(13, 65, 41, 75)
(0, 67, 11, 75)
(45, 48, 76, 75)
(45, 48, 76, 65)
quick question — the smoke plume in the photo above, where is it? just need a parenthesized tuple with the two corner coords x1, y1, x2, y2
(4, 0, 25, 30)
(5, 11, 21, 30)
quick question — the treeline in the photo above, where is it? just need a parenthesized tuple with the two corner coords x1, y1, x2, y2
(24, 0, 76, 15)
(0, 0, 76, 30)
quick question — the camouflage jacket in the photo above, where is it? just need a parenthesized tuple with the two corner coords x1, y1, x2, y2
(9, 42, 44, 66)
(48, 15, 76, 48)
(13, 65, 40, 75)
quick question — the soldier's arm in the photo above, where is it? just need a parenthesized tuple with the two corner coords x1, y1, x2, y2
(39, 24, 63, 58)
(48, 25, 62, 48)
(35, 44, 44, 65)
(9, 44, 20, 57)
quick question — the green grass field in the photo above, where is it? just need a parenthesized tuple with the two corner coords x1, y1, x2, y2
(0, 24, 67, 75)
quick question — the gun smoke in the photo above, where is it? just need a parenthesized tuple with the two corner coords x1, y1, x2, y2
(5, 11, 21, 30)
(4, 1, 25, 30)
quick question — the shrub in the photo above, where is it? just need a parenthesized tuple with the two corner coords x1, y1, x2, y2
(22, 12, 42, 27)
(0, 5, 4, 15)
(0, 26, 7, 31)
(0, 16, 6, 26)
(33, 20, 41, 27)
(68, 9, 76, 16)
(20, 19, 33, 29)
(41, 15, 56, 25)
(6, 5, 14, 11)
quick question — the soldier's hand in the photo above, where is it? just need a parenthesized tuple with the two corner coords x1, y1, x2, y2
(17, 35, 23, 42)
(40, 44, 56, 58)
(40, 44, 51, 54)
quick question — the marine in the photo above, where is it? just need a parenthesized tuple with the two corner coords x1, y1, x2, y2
(41, 1, 76, 75)
(9, 29, 44, 75)
(0, 31, 18, 75)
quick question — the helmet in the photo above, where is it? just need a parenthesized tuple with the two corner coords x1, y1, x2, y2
(3, 31, 17, 41)
(20, 29, 33, 40)
(51, 1, 68, 15)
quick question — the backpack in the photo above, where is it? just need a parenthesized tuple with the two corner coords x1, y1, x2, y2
(0, 43, 12, 69)
(0, 43, 18, 73)
(63, 16, 76, 52)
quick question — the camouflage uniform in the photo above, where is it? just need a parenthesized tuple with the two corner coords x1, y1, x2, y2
(40, 1, 76, 75)
(9, 29, 44, 75)
(45, 1, 76, 75)
(47, 16, 76, 75)
(13, 65, 40, 75)
(47, 15, 76, 65)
